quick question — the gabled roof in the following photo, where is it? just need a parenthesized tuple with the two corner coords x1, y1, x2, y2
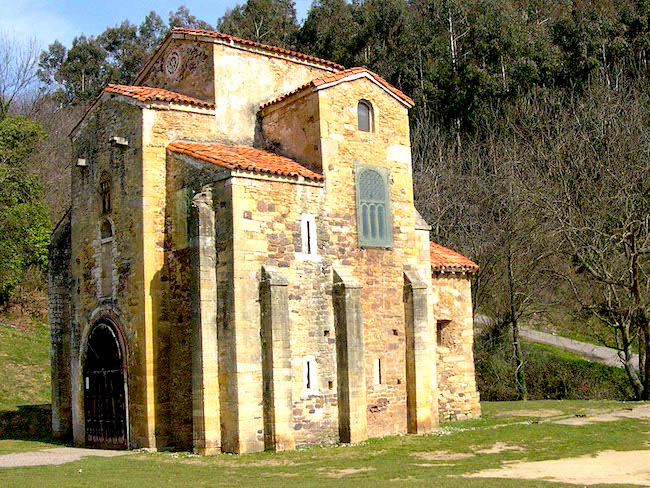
(430, 242, 479, 274)
(134, 27, 343, 84)
(167, 141, 324, 181)
(70, 84, 214, 138)
(261, 67, 415, 110)
(105, 84, 215, 108)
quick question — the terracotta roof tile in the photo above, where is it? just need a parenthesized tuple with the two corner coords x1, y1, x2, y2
(261, 67, 415, 110)
(168, 141, 324, 181)
(430, 242, 479, 273)
(105, 84, 214, 108)
(170, 27, 344, 71)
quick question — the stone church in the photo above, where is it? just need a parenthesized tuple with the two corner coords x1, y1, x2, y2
(49, 27, 480, 454)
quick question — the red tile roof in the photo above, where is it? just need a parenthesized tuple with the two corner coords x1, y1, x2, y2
(105, 84, 214, 108)
(430, 242, 479, 273)
(170, 27, 343, 70)
(168, 141, 324, 181)
(261, 67, 415, 110)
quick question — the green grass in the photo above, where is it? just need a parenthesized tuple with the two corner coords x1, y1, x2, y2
(0, 313, 647, 486)
(0, 321, 51, 409)
(0, 319, 55, 447)
(0, 400, 648, 487)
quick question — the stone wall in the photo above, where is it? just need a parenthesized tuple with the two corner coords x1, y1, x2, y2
(432, 273, 481, 421)
(49, 213, 72, 439)
(140, 105, 220, 449)
(67, 97, 220, 450)
(260, 92, 322, 174)
(229, 174, 336, 451)
(69, 98, 148, 447)
(212, 43, 333, 145)
(140, 39, 215, 104)
(315, 77, 438, 438)
(164, 151, 233, 453)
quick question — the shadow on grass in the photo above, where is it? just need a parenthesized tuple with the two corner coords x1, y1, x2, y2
(0, 404, 69, 446)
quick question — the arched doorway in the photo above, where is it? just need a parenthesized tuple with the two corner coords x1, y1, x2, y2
(83, 321, 128, 448)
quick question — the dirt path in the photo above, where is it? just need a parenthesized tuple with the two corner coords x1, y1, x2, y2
(0, 448, 131, 468)
(467, 449, 650, 486)
(466, 403, 650, 486)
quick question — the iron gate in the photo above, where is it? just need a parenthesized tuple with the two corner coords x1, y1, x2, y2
(83, 322, 127, 449)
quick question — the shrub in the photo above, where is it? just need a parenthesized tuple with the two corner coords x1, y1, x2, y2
(475, 325, 633, 401)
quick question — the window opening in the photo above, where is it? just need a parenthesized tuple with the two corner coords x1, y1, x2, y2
(357, 100, 373, 132)
(101, 219, 114, 298)
(374, 358, 383, 385)
(356, 165, 393, 247)
(100, 172, 112, 214)
(101, 219, 113, 239)
(306, 220, 312, 254)
(437, 320, 451, 346)
(303, 356, 316, 391)
(300, 214, 317, 255)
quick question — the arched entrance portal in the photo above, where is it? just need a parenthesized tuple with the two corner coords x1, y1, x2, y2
(83, 321, 128, 448)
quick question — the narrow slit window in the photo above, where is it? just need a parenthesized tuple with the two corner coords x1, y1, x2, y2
(303, 356, 316, 391)
(300, 214, 317, 255)
(374, 358, 382, 385)
(357, 100, 373, 132)
(306, 220, 312, 254)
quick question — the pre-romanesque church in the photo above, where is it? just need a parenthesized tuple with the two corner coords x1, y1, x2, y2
(49, 27, 480, 454)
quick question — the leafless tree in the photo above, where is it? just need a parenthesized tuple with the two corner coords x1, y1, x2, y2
(531, 80, 650, 399)
(0, 31, 40, 116)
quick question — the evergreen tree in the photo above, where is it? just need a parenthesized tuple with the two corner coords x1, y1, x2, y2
(0, 115, 49, 307)
(218, 0, 299, 48)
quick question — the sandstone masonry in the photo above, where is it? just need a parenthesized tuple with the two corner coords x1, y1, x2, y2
(49, 27, 480, 455)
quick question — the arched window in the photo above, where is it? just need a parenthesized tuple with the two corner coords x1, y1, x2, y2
(355, 164, 392, 247)
(99, 172, 112, 214)
(100, 219, 113, 239)
(357, 100, 373, 132)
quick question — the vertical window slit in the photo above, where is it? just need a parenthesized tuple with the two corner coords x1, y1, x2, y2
(306, 361, 311, 389)
(306, 220, 312, 254)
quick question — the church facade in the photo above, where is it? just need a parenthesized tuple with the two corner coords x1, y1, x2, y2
(49, 28, 480, 454)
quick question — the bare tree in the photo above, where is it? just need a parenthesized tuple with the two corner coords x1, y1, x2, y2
(518, 77, 650, 399)
(0, 32, 40, 116)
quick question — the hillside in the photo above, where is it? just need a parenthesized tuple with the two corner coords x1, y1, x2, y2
(0, 317, 50, 409)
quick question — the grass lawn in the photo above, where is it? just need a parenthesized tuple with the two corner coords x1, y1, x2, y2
(1, 400, 648, 487)
(1, 314, 647, 486)
(0, 321, 50, 409)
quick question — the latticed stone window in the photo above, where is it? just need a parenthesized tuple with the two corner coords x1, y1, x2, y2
(99, 172, 112, 214)
(355, 164, 393, 247)
(357, 100, 373, 132)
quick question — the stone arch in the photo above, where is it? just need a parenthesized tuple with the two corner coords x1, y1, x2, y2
(78, 308, 130, 448)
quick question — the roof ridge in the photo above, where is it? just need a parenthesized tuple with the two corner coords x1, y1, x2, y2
(104, 84, 214, 108)
(169, 27, 344, 71)
(168, 141, 324, 182)
(70, 86, 214, 138)
(260, 66, 414, 110)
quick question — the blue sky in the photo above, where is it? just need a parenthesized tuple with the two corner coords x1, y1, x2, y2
(0, 0, 314, 50)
